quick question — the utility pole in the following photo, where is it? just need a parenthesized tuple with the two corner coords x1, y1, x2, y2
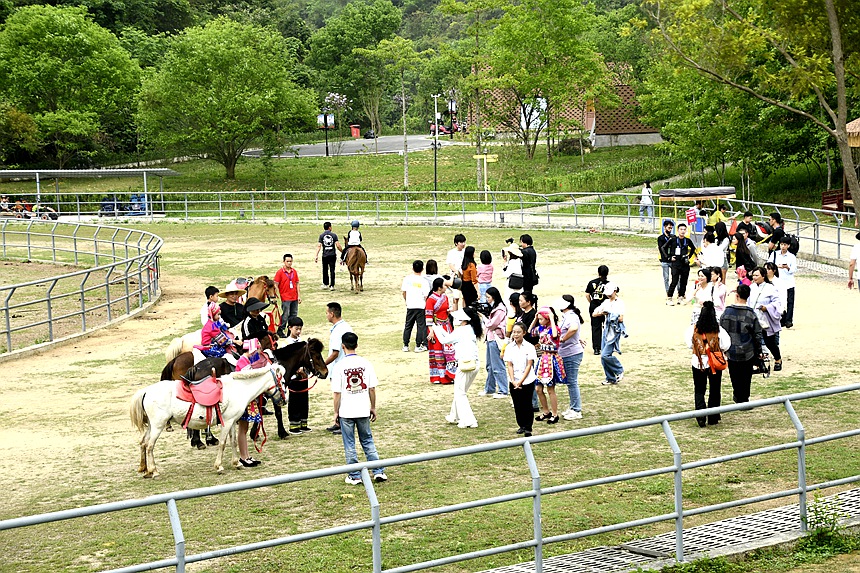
(432, 93, 441, 194)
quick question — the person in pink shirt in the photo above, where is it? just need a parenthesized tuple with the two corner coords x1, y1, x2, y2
(476, 250, 494, 303)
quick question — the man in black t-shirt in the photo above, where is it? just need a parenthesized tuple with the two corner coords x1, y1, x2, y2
(767, 212, 785, 254)
(314, 221, 342, 291)
(585, 265, 610, 355)
(735, 211, 762, 242)
(519, 234, 538, 292)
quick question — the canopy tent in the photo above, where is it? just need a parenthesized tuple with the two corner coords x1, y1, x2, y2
(658, 186, 736, 202)
(0, 168, 180, 215)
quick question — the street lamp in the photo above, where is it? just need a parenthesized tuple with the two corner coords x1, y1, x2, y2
(432, 93, 441, 194)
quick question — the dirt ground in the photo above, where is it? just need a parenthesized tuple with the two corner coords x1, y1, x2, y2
(0, 226, 857, 552)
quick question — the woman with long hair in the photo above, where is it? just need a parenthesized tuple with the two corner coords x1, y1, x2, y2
(749, 266, 783, 371)
(686, 301, 731, 427)
(555, 295, 586, 420)
(460, 245, 479, 307)
(593, 282, 626, 384)
(733, 231, 757, 275)
(481, 287, 509, 398)
(425, 276, 456, 384)
(433, 307, 483, 428)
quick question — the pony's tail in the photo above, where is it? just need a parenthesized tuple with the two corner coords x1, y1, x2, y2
(160, 358, 175, 381)
(164, 337, 183, 361)
(129, 389, 149, 432)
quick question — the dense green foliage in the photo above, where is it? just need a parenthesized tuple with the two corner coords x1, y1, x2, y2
(0, 0, 856, 197)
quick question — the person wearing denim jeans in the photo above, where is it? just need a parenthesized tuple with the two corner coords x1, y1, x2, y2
(592, 283, 626, 384)
(331, 332, 387, 484)
(657, 220, 675, 297)
(555, 295, 585, 419)
(481, 287, 509, 397)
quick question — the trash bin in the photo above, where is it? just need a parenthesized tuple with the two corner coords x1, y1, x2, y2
(350, 124, 361, 138)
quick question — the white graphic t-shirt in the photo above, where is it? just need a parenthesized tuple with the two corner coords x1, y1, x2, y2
(331, 354, 378, 419)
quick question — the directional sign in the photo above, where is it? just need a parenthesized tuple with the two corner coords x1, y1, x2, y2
(472, 154, 498, 162)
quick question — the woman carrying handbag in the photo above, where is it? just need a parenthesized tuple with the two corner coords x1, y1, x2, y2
(685, 301, 731, 427)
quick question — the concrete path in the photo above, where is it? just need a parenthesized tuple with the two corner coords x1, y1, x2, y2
(479, 487, 860, 572)
(243, 134, 443, 158)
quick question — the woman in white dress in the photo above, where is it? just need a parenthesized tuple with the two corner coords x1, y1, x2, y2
(433, 308, 483, 428)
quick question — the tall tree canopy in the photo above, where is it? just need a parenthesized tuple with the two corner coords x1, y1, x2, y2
(0, 5, 140, 166)
(137, 17, 317, 179)
(306, 0, 401, 130)
(486, 0, 612, 159)
(642, 0, 860, 206)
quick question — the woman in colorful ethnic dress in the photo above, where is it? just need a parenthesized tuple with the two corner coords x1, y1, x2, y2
(425, 277, 456, 384)
(195, 302, 235, 361)
(234, 338, 269, 467)
(529, 307, 565, 424)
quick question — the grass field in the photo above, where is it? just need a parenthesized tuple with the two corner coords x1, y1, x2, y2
(0, 223, 858, 573)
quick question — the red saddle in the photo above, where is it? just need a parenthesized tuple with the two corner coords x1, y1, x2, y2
(176, 375, 224, 429)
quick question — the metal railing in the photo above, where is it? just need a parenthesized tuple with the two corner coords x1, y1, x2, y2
(0, 219, 162, 356)
(2, 384, 859, 573)
(35, 189, 858, 263)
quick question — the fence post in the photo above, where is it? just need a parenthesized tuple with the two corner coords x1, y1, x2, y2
(461, 191, 466, 224)
(46, 279, 58, 342)
(250, 192, 255, 221)
(519, 193, 524, 224)
(104, 266, 114, 322)
(375, 193, 380, 223)
(184, 193, 188, 222)
(4, 288, 14, 352)
(219, 194, 222, 220)
(662, 420, 685, 563)
(283, 192, 287, 221)
(784, 400, 808, 531)
(166, 499, 186, 573)
(360, 467, 383, 573)
(522, 441, 543, 573)
(79, 274, 88, 332)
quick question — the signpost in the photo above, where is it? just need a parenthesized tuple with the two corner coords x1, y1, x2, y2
(473, 153, 498, 202)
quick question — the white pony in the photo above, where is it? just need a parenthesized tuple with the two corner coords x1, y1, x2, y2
(130, 364, 286, 478)
(164, 330, 202, 361)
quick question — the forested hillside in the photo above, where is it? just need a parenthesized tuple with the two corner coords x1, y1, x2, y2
(0, 0, 856, 203)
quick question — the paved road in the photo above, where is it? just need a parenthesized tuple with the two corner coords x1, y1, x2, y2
(243, 134, 453, 158)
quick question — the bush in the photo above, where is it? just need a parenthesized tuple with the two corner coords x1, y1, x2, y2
(556, 137, 592, 156)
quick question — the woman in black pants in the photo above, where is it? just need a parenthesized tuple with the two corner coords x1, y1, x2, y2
(686, 302, 731, 427)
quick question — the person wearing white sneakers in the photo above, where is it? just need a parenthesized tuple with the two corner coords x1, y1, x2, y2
(661, 223, 694, 306)
(331, 332, 387, 485)
(555, 295, 586, 420)
(401, 260, 429, 352)
(433, 308, 483, 429)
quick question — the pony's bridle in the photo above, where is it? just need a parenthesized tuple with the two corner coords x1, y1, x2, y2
(266, 366, 288, 406)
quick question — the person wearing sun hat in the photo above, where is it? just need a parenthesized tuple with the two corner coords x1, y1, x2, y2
(219, 279, 247, 328)
(554, 295, 587, 420)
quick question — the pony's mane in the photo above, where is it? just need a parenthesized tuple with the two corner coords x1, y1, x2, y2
(232, 366, 271, 379)
(307, 338, 323, 352)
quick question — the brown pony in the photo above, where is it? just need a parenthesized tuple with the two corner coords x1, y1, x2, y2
(247, 275, 278, 304)
(345, 247, 366, 292)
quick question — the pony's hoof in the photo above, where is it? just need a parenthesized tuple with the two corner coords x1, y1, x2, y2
(216, 466, 224, 473)
(206, 437, 219, 446)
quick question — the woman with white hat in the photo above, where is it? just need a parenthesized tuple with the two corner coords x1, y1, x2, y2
(502, 244, 524, 302)
(432, 307, 483, 429)
(219, 279, 247, 328)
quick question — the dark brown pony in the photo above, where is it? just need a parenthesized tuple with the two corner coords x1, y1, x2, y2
(258, 338, 329, 439)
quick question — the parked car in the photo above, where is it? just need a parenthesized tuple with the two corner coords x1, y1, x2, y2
(363, 129, 378, 139)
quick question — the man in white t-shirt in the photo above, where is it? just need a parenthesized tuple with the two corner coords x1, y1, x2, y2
(769, 236, 797, 328)
(331, 332, 387, 485)
(325, 301, 353, 435)
(849, 231, 860, 292)
(446, 233, 466, 311)
(401, 260, 429, 352)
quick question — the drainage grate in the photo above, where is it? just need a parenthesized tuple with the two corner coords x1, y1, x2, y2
(478, 488, 860, 573)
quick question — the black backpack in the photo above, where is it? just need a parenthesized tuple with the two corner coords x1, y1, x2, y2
(785, 233, 800, 255)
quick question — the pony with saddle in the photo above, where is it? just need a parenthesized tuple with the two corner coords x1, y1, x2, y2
(131, 338, 328, 477)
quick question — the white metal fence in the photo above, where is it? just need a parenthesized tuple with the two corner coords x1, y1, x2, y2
(0, 219, 162, 356)
(1, 384, 859, 572)
(39, 189, 858, 262)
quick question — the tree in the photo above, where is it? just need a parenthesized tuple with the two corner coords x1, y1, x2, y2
(485, 0, 614, 160)
(137, 18, 317, 180)
(0, 103, 38, 166)
(641, 0, 860, 208)
(356, 36, 430, 188)
(0, 5, 141, 167)
(306, 0, 401, 134)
